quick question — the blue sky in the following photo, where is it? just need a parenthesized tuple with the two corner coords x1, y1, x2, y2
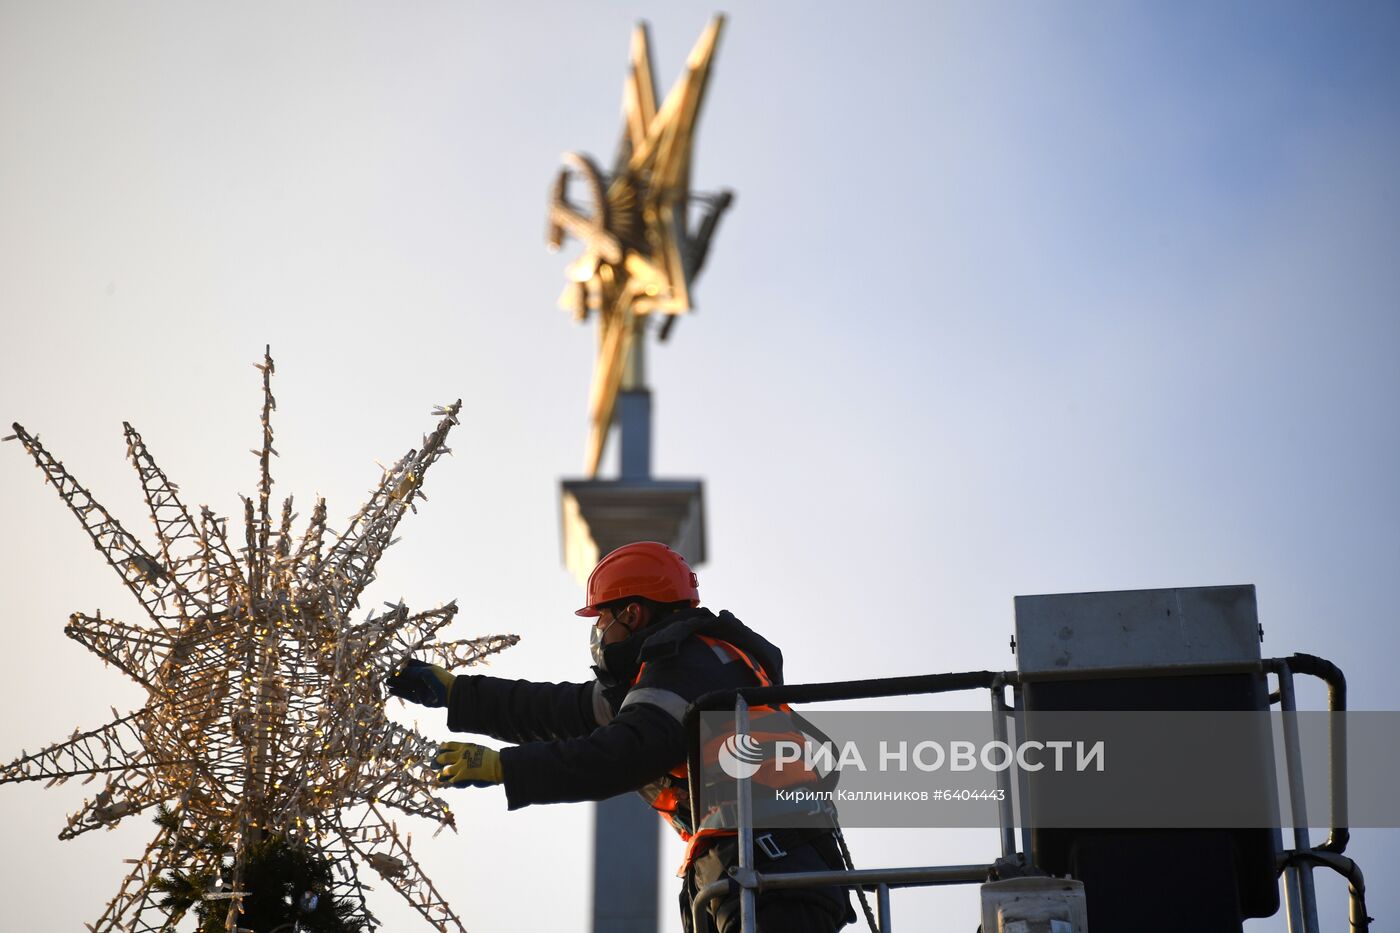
(1, 3, 1396, 930)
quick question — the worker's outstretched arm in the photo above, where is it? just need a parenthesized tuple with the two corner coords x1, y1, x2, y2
(499, 701, 686, 806)
(387, 659, 600, 742)
(446, 674, 600, 743)
(425, 706, 682, 800)
(495, 637, 753, 807)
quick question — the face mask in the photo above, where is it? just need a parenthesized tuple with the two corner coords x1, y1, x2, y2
(589, 622, 608, 671)
(589, 615, 632, 671)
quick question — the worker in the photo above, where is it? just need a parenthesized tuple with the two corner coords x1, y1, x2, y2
(386, 541, 855, 932)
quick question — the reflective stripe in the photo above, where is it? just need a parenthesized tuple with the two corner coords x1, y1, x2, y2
(619, 686, 690, 723)
(699, 636, 773, 688)
(591, 680, 613, 726)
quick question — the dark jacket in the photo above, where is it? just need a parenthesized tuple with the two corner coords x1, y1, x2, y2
(446, 607, 781, 820)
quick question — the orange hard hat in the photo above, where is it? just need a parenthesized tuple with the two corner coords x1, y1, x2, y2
(575, 541, 700, 617)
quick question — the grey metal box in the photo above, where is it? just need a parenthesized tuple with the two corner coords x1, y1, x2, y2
(1014, 585, 1261, 676)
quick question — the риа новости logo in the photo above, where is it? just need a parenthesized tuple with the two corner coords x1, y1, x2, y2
(718, 732, 764, 779)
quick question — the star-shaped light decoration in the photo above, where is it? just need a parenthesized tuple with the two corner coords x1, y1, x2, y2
(0, 349, 515, 933)
(547, 15, 735, 477)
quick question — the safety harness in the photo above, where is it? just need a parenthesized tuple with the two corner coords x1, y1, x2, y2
(629, 624, 880, 931)
(629, 634, 827, 874)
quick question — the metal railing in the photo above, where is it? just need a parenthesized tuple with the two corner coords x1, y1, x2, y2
(1268, 654, 1368, 933)
(682, 670, 1010, 932)
(679, 656, 1367, 933)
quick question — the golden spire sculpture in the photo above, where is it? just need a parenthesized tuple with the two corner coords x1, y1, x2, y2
(1, 349, 515, 932)
(548, 15, 734, 477)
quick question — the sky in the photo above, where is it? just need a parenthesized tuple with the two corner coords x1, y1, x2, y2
(1, 2, 1397, 930)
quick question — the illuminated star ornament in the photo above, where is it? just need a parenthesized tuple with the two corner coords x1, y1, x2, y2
(547, 15, 734, 476)
(0, 349, 516, 933)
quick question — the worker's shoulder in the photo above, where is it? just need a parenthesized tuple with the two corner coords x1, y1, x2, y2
(634, 624, 765, 699)
(638, 629, 731, 674)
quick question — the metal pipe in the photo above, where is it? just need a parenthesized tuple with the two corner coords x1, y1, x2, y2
(759, 863, 991, 891)
(735, 694, 756, 933)
(1282, 653, 1350, 854)
(691, 860, 992, 922)
(691, 670, 1007, 713)
(692, 877, 735, 933)
(1276, 663, 1322, 933)
(1283, 857, 1305, 933)
(1282, 850, 1369, 933)
(989, 675, 1016, 860)
(1012, 683, 1033, 865)
(1347, 861, 1370, 932)
(877, 884, 892, 932)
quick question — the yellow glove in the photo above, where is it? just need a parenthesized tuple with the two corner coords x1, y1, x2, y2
(433, 741, 503, 788)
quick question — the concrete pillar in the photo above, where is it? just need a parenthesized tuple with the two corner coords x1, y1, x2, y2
(591, 794, 661, 933)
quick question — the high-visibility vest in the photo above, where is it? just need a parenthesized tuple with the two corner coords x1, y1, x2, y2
(630, 635, 820, 873)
